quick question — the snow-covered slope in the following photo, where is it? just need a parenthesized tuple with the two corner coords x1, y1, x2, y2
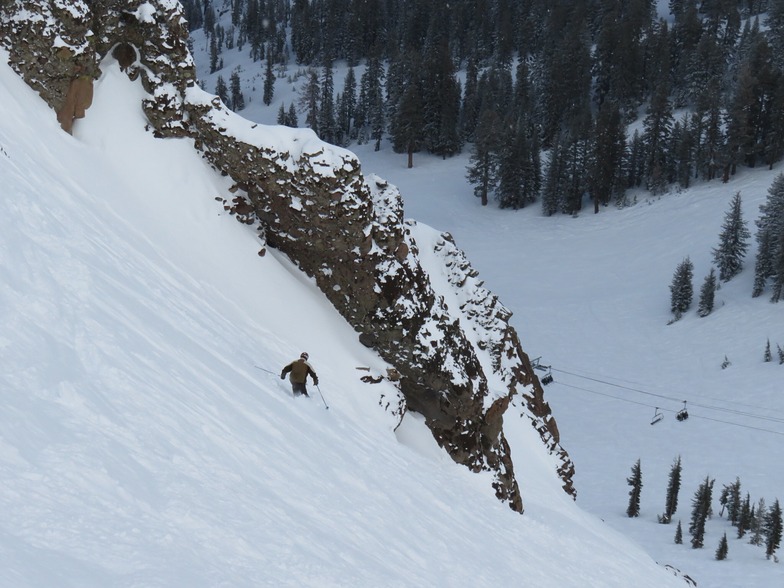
(0, 54, 690, 586)
(352, 124, 784, 588)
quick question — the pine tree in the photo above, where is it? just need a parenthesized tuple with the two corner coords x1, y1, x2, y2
(725, 478, 742, 526)
(689, 476, 714, 548)
(590, 100, 626, 213)
(181, 0, 204, 31)
(750, 498, 766, 546)
(460, 56, 480, 141)
(672, 116, 694, 189)
(541, 141, 566, 216)
(318, 61, 336, 144)
(496, 115, 535, 209)
(753, 173, 784, 299)
(770, 0, 784, 70)
(263, 54, 275, 106)
(670, 257, 694, 320)
(737, 492, 752, 538)
(693, 78, 724, 182)
(713, 192, 751, 282)
(697, 268, 717, 317)
(421, 39, 461, 158)
(778, 344, 784, 365)
(286, 102, 299, 128)
(388, 51, 424, 167)
(299, 68, 320, 134)
(724, 65, 757, 176)
(764, 499, 783, 559)
(394, 82, 424, 168)
(339, 67, 357, 142)
(466, 109, 500, 207)
(626, 459, 643, 518)
(765, 339, 773, 362)
(625, 130, 646, 190)
(661, 456, 683, 524)
(715, 532, 729, 560)
(203, 0, 215, 36)
(209, 32, 220, 73)
(358, 55, 385, 151)
(214, 74, 229, 106)
(277, 103, 287, 126)
(642, 80, 674, 195)
(229, 69, 244, 111)
(675, 519, 684, 544)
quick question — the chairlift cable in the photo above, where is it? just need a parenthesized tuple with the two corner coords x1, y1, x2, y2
(553, 381, 784, 437)
(550, 366, 784, 424)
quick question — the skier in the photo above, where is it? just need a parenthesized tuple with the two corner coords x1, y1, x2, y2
(280, 352, 319, 397)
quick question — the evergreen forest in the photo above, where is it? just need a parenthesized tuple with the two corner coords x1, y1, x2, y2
(183, 0, 784, 214)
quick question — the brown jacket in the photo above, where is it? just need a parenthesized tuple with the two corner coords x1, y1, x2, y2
(281, 359, 318, 385)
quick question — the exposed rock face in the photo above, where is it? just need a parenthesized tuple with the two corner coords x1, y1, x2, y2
(0, 0, 575, 509)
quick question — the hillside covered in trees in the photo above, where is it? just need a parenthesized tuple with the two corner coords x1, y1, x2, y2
(185, 0, 784, 214)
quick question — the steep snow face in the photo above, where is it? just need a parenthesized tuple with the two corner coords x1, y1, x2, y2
(0, 54, 687, 588)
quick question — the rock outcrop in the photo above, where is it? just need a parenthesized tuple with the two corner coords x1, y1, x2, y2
(1, 0, 575, 510)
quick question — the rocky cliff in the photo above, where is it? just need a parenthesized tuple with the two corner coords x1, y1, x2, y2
(1, 0, 575, 509)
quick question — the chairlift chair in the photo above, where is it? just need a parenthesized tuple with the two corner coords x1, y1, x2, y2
(676, 401, 689, 421)
(531, 356, 554, 385)
(651, 407, 664, 425)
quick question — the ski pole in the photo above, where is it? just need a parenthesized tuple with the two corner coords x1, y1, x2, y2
(316, 384, 329, 410)
(254, 365, 278, 376)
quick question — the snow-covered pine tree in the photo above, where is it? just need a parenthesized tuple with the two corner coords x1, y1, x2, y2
(715, 532, 729, 560)
(675, 519, 683, 544)
(719, 478, 743, 526)
(660, 456, 683, 524)
(626, 459, 643, 518)
(712, 192, 750, 282)
(765, 339, 773, 362)
(689, 476, 714, 548)
(765, 499, 783, 559)
(697, 268, 717, 317)
(276, 103, 286, 125)
(750, 498, 766, 546)
(753, 229, 775, 297)
(778, 344, 784, 365)
(753, 173, 784, 300)
(670, 257, 694, 320)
